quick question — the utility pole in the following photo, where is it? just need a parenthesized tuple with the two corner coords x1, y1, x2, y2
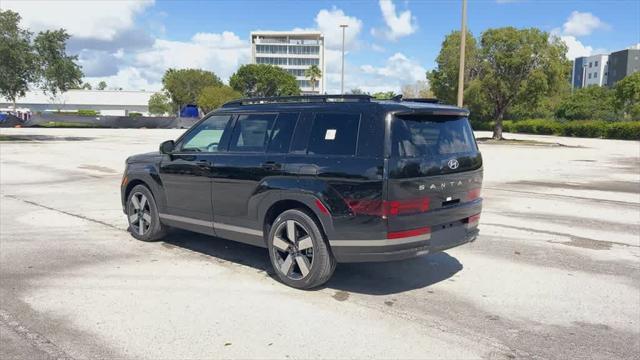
(457, 0, 467, 107)
(340, 24, 348, 94)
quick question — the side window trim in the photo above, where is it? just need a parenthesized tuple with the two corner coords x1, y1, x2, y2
(265, 112, 300, 154)
(289, 112, 313, 154)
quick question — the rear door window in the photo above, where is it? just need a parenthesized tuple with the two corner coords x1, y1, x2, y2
(229, 113, 277, 152)
(307, 113, 360, 156)
(391, 116, 477, 158)
(267, 113, 299, 153)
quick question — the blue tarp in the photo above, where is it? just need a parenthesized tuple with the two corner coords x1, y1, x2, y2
(180, 105, 199, 118)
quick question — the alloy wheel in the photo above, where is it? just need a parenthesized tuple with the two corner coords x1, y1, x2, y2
(272, 220, 314, 280)
(128, 192, 152, 236)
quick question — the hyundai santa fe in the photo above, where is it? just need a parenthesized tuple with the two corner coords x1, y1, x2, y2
(121, 95, 483, 289)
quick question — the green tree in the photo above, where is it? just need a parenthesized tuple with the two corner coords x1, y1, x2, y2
(304, 65, 322, 93)
(371, 91, 397, 99)
(348, 88, 366, 95)
(477, 27, 569, 139)
(0, 10, 37, 110)
(162, 68, 222, 113)
(34, 29, 83, 98)
(148, 92, 172, 116)
(197, 86, 241, 113)
(97, 81, 107, 90)
(614, 72, 640, 120)
(229, 64, 300, 97)
(556, 86, 616, 121)
(426, 30, 478, 105)
(80, 82, 92, 90)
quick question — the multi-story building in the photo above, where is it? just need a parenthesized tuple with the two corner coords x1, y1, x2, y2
(571, 54, 608, 88)
(251, 31, 325, 94)
(606, 48, 640, 87)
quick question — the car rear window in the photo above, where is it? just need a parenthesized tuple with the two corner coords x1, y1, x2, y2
(391, 115, 477, 158)
(307, 113, 360, 156)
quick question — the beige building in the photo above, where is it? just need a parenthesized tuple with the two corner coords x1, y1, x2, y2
(251, 31, 325, 94)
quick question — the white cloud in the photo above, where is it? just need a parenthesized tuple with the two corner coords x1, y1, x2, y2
(559, 35, 594, 59)
(551, 11, 610, 60)
(3, 0, 153, 41)
(371, 0, 417, 41)
(134, 32, 250, 84)
(562, 11, 610, 37)
(82, 31, 250, 91)
(355, 53, 425, 93)
(295, 7, 363, 51)
(371, 43, 386, 52)
(84, 67, 160, 91)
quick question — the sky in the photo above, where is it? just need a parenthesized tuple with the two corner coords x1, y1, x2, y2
(4, 0, 639, 94)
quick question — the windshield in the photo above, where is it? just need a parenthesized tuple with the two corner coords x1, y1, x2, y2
(391, 115, 477, 158)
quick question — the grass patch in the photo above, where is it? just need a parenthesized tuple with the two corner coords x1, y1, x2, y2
(0, 135, 27, 141)
(37, 121, 106, 128)
(475, 137, 580, 147)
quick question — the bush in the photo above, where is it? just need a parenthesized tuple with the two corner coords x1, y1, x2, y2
(473, 118, 640, 140)
(560, 120, 607, 138)
(604, 121, 640, 140)
(511, 119, 561, 135)
(469, 120, 493, 131)
(77, 109, 99, 116)
(128, 112, 142, 117)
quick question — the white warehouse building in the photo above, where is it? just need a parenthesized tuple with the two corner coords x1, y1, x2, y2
(1, 90, 155, 116)
(251, 31, 325, 94)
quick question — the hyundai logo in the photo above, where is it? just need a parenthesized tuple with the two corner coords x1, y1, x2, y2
(447, 159, 459, 170)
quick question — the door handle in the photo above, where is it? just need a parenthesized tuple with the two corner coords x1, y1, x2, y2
(261, 161, 281, 170)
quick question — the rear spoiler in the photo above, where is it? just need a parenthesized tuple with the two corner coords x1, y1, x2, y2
(393, 108, 470, 117)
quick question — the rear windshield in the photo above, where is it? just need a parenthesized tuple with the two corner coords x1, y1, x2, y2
(391, 115, 477, 158)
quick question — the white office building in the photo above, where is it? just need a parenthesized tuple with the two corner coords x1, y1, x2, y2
(0, 90, 156, 116)
(251, 31, 325, 94)
(571, 54, 609, 88)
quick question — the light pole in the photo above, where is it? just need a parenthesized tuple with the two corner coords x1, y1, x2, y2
(457, 0, 467, 107)
(340, 24, 348, 94)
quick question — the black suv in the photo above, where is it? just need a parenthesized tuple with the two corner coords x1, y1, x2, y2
(121, 95, 482, 289)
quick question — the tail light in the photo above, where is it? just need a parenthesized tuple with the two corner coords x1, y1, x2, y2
(465, 213, 481, 228)
(466, 188, 481, 201)
(346, 197, 430, 218)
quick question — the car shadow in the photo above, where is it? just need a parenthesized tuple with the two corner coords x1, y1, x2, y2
(161, 230, 462, 296)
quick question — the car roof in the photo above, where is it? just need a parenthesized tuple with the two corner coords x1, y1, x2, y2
(215, 95, 468, 116)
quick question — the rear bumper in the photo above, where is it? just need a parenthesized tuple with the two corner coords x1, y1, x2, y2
(331, 225, 479, 263)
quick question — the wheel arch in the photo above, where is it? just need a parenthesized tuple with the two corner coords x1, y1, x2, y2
(260, 194, 334, 243)
(122, 171, 166, 212)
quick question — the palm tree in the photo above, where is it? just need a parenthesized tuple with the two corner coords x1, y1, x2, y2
(304, 65, 322, 93)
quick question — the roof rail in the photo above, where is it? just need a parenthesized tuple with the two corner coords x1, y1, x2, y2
(222, 94, 372, 107)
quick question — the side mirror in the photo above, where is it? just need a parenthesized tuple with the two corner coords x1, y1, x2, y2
(159, 140, 175, 154)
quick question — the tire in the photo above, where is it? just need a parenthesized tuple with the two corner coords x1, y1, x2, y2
(267, 209, 336, 289)
(126, 184, 166, 241)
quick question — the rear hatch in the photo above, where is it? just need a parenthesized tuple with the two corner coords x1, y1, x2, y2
(385, 113, 483, 241)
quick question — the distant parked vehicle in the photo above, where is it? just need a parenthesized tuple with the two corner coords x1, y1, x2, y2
(121, 95, 483, 289)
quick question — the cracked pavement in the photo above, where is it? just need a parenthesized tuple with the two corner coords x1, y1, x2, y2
(1, 128, 639, 359)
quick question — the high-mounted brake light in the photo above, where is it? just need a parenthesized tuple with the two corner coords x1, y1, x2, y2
(346, 197, 430, 217)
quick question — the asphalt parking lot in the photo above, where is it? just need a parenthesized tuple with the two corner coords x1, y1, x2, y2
(1, 128, 639, 359)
